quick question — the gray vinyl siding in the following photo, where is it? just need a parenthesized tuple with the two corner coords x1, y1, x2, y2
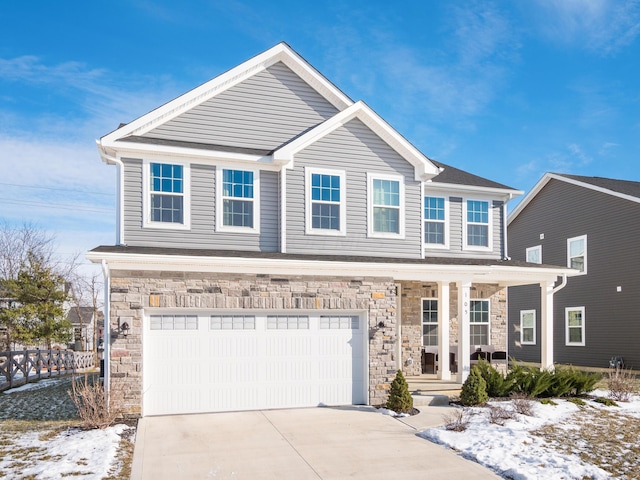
(285, 118, 422, 258)
(508, 179, 640, 368)
(143, 63, 339, 151)
(423, 197, 504, 258)
(122, 159, 279, 251)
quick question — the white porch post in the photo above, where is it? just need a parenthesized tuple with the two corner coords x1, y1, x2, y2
(540, 281, 555, 371)
(437, 281, 450, 380)
(457, 281, 472, 383)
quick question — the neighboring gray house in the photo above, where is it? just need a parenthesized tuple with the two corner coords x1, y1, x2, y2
(67, 306, 102, 352)
(87, 43, 572, 417)
(508, 173, 640, 369)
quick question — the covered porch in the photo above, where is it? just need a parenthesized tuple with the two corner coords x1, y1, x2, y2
(393, 261, 575, 384)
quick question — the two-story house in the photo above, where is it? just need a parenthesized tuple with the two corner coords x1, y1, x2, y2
(508, 172, 640, 370)
(87, 43, 573, 417)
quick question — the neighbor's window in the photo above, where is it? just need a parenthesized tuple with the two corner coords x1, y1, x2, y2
(520, 310, 536, 345)
(424, 197, 446, 245)
(526, 245, 542, 264)
(150, 163, 185, 224)
(565, 307, 585, 346)
(567, 235, 587, 273)
(422, 299, 438, 346)
(222, 169, 255, 228)
(470, 300, 489, 345)
(466, 200, 490, 248)
(369, 174, 403, 236)
(306, 168, 345, 234)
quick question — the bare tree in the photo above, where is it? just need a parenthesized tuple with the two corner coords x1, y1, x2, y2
(0, 221, 56, 281)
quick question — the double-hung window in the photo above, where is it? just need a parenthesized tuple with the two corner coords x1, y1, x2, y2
(565, 306, 585, 346)
(424, 196, 446, 246)
(144, 161, 190, 229)
(216, 168, 259, 232)
(368, 173, 404, 237)
(470, 300, 490, 345)
(520, 310, 536, 345)
(465, 200, 490, 248)
(567, 235, 587, 274)
(422, 299, 438, 346)
(306, 168, 345, 235)
(526, 245, 542, 264)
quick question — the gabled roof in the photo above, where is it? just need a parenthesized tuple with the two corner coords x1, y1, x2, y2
(426, 160, 522, 198)
(98, 42, 353, 159)
(273, 101, 440, 181)
(508, 172, 640, 225)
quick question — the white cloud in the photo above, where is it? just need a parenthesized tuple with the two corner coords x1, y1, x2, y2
(530, 0, 640, 54)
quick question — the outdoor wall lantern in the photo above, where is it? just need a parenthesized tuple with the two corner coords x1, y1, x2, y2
(119, 321, 130, 337)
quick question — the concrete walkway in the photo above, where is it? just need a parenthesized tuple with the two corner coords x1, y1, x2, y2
(131, 405, 500, 479)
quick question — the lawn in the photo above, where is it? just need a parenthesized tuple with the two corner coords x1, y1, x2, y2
(0, 376, 135, 480)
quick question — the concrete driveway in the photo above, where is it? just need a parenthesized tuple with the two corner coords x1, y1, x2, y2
(131, 406, 500, 479)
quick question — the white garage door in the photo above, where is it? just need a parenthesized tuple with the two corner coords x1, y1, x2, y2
(143, 312, 367, 416)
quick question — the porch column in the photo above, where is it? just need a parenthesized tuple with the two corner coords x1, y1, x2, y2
(457, 281, 472, 383)
(437, 281, 450, 380)
(540, 281, 555, 371)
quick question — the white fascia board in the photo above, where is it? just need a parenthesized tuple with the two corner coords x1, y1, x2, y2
(273, 101, 440, 181)
(86, 251, 574, 286)
(107, 140, 276, 168)
(100, 43, 352, 147)
(425, 181, 523, 201)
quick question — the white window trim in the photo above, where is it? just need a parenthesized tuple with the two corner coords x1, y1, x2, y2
(462, 198, 493, 252)
(520, 309, 536, 345)
(526, 245, 542, 264)
(421, 297, 438, 347)
(565, 306, 586, 346)
(142, 159, 191, 230)
(567, 234, 587, 275)
(423, 196, 450, 249)
(215, 167, 261, 234)
(305, 167, 347, 236)
(367, 172, 405, 239)
(470, 299, 490, 346)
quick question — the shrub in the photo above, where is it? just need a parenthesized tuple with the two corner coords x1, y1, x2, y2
(567, 368, 600, 396)
(474, 360, 513, 397)
(608, 368, 638, 402)
(508, 364, 554, 398)
(567, 397, 586, 406)
(487, 405, 515, 425)
(510, 392, 535, 416)
(460, 367, 488, 406)
(386, 370, 413, 413)
(443, 408, 472, 431)
(68, 374, 123, 429)
(548, 368, 575, 398)
(594, 396, 618, 407)
(539, 398, 557, 406)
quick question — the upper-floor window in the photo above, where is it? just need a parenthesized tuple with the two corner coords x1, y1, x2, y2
(144, 161, 190, 229)
(422, 299, 438, 346)
(306, 168, 346, 235)
(216, 168, 260, 233)
(565, 306, 585, 346)
(465, 199, 490, 249)
(520, 309, 536, 345)
(368, 173, 404, 237)
(424, 196, 447, 246)
(567, 235, 587, 274)
(470, 299, 489, 345)
(526, 245, 542, 264)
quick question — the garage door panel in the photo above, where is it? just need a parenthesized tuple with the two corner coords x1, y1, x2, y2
(143, 313, 367, 415)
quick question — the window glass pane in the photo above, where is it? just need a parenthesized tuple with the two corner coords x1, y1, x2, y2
(568, 328, 582, 343)
(374, 207, 399, 233)
(467, 224, 488, 247)
(425, 222, 444, 244)
(470, 300, 489, 323)
(467, 200, 488, 223)
(526, 247, 541, 264)
(424, 197, 445, 220)
(151, 194, 183, 224)
(312, 203, 339, 230)
(223, 169, 253, 199)
(223, 199, 253, 227)
(522, 312, 534, 328)
(568, 311, 582, 327)
(373, 179, 400, 207)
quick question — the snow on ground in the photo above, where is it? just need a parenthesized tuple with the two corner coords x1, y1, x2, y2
(418, 391, 640, 480)
(0, 376, 135, 479)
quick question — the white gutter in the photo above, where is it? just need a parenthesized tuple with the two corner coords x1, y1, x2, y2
(100, 260, 111, 399)
(96, 140, 125, 245)
(552, 273, 568, 294)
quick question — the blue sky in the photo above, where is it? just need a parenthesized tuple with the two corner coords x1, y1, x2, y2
(1, 0, 639, 271)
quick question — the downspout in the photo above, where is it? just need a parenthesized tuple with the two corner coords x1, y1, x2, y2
(553, 273, 568, 294)
(280, 168, 287, 253)
(502, 196, 512, 260)
(101, 260, 111, 398)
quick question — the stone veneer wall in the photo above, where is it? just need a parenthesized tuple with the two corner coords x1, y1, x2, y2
(108, 270, 398, 417)
(399, 282, 507, 376)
